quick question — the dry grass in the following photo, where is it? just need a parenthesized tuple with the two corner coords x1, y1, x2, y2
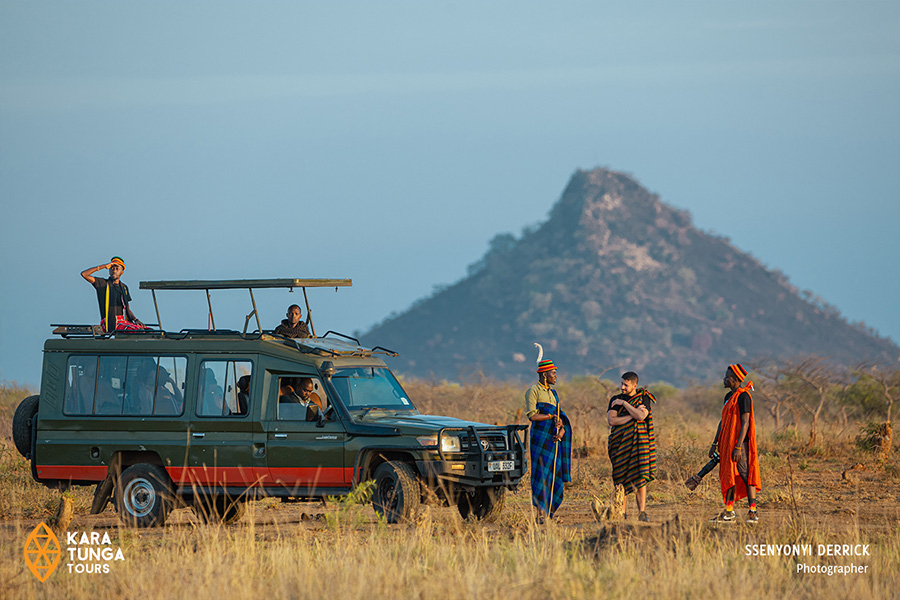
(2, 380, 898, 599)
(3, 506, 897, 600)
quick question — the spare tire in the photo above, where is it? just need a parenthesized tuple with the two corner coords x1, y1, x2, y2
(12, 395, 40, 458)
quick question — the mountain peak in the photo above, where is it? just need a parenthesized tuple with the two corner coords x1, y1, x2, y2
(365, 168, 897, 383)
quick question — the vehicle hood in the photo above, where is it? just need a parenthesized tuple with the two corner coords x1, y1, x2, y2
(362, 413, 495, 432)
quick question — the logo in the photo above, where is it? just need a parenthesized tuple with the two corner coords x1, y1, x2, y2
(24, 522, 61, 582)
(480, 439, 490, 450)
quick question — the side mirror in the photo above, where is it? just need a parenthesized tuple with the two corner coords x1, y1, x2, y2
(320, 361, 335, 380)
(316, 405, 334, 427)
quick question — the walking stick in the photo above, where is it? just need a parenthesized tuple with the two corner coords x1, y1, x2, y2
(548, 387, 561, 518)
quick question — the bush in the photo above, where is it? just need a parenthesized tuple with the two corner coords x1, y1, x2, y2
(855, 421, 893, 459)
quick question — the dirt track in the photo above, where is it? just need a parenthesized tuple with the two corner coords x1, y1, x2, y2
(4, 458, 897, 542)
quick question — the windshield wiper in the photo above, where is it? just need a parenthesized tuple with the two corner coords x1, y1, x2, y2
(356, 406, 379, 420)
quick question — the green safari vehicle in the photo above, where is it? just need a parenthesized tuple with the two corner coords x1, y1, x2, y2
(12, 279, 526, 526)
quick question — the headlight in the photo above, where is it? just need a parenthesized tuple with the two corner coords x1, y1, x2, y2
(440, 434, 461, 453)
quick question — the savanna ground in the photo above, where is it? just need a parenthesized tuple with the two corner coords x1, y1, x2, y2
(1, 376, 898, 600)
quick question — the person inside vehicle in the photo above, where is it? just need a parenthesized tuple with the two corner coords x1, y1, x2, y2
(125, 357, 158, 415)
(155, 366, 184, 415)
(236, 375, 251, 416)
(274, 305, 310, 339)
(279, 378, 301, 403)
(278, 377, 320, 421)
(200, 368, 226, 416)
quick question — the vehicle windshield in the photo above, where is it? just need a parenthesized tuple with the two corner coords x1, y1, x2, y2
(330, 367, 418, 416)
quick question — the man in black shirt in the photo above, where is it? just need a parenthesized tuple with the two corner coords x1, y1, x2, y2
(81, 257, 146, 333)
(274, 304, 310, 338)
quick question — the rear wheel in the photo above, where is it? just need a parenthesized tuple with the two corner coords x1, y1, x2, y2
(457, 487, 505, 522)
(372, 461, 420, 523)
(12, 395, 39, 458)
(114, 464, 173, 527)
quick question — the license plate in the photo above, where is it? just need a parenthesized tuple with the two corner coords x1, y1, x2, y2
(488, 460, 514, 472)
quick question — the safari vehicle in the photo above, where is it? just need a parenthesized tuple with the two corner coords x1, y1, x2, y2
(12, 279, 526, 526)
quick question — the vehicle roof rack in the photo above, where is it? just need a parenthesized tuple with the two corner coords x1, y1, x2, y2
(288, 332, 399, 358)
(140, 279, 351, 291)
(139, 278, 351, 335)
(51, 324, 108, 339)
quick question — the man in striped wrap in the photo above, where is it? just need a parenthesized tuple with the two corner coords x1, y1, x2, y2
(524, 354, 572, 520)
(606, 371, 656, 521)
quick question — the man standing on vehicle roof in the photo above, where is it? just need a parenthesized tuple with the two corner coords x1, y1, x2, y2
(710, 363, 761, 523)
(274, 304, 310, 338)
(607, 371, 657, 522)
(524, 344, 572, 521)
(80, 257, 147, 333)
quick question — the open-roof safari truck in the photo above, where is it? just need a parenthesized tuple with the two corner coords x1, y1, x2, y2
(12, 279, 526, 526)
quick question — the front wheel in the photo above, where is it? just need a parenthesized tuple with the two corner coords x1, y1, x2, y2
(114, 464, 173, 527)
(372, 462, 420, 523)
(457, 487, 505, 522)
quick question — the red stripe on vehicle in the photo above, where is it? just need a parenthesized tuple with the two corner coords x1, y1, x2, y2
(165, 466, 270, 486)
(268, 467, 352, 487)
(36, 465, 109, 481)
(35, 464, 354, 488)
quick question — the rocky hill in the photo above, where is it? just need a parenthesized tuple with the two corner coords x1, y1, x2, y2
(363, 168, 898, 383)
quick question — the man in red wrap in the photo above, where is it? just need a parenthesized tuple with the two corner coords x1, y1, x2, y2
(709, 363, 761, 523)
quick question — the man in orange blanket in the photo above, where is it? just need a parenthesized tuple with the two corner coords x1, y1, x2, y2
(709, 363, 761, 523)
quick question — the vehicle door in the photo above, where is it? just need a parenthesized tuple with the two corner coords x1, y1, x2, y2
(184, 359, 267, 490)
(264, 373, 348, 495)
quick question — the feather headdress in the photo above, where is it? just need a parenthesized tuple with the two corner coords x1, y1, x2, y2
(534, 342, 556, 373)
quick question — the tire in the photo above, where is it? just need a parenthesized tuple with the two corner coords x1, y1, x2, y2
(114, 464, 173, 527)
(90, 476, 115, 514)
(372, 461, 420, 524)
(457, 487, 505, 522)
(194, 495, 246, 525)
(12, 395, 39, 458)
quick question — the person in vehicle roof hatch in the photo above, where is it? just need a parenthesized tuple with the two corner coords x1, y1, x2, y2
(81, 257, 147, 333)
(274, 304, 310, 339)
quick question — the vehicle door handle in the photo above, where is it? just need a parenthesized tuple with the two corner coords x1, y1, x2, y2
(192, 433, 205, 438)
(274, 434, 287, 439)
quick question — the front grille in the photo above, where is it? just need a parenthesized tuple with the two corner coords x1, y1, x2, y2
(460, 431, 507, 452)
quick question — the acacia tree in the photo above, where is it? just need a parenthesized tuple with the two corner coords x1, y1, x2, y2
(865, 365, 899, 424)
(761, 356, 848, 447)
(752, 359, 793, 432)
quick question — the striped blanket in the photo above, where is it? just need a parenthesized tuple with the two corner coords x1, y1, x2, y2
(608, 389, 657, 494)
(530, 395, 572, 518)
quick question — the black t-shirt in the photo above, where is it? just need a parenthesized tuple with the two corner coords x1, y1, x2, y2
(274, 319, 310, 339)
(724, 391, 752, 415)
(92, 278, 132, 319)
(608, 392, 653, 416)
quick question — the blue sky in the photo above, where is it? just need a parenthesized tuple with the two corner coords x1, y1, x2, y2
(2, 1, 898, 386)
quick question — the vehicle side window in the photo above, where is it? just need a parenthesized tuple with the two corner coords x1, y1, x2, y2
(96, 356, 128, 415)
(64, 356, 99, 415)
(198, 360, 252, 417)
(154, 357, 186, 416)
(276, 375, 326, 421)
(63, 355, 186, 416)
